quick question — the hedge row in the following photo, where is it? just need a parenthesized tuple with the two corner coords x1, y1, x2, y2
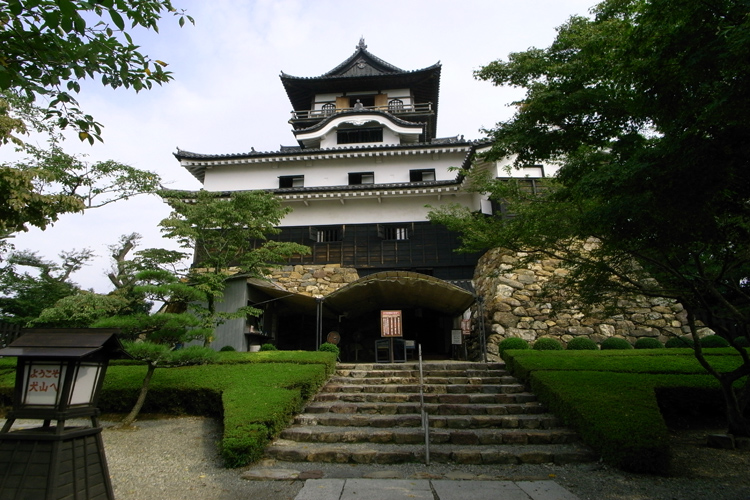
(502, 349, 746, 474)
(0, 351, 337, 468)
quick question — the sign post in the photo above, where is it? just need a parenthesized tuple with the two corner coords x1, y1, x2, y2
(381, 310, 403, 363)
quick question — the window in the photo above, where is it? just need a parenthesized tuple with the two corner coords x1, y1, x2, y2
(378, 224, 409, 240)
(409, 169, 436, 182)
(349, 172, 374, 185)
(388, 99, 404, 112)
(322, 102, 335, 116)
(337, 127, 383, 144)
(310, 226, 342, 242)
(279, 175, 304, 188)
(350, 96, 375, 108)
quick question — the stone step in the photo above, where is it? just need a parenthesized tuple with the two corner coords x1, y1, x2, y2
(335, 369, 511, 379)
(327, 376, 517, 385)
(265, 441, 596, 465)
(279, 425, 578, 445)
(264, 361, 595, 467)
(319, 383, 526, 394)
(304, 401, 546, 416)
(292, 413, 560, 429)
(336, 362, 506, 372)
(313, 391, 539, 404)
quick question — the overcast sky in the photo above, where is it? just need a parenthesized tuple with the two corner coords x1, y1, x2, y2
(3, 0, 596, 293)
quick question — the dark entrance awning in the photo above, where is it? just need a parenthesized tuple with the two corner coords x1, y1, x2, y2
(245, 272, 475, 319)
(324, 271, 474, 318)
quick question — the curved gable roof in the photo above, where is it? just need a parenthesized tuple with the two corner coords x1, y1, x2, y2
(280, 39, 441, 115)
(321, 38, 405, 77)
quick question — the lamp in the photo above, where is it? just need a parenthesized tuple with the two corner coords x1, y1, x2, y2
(0, 329, 129, 500)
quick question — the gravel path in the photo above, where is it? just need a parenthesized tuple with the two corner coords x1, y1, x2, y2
(102, 416, 750, 500)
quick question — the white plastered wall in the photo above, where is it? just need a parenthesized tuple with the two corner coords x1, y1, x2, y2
(201, 151, 469, 192)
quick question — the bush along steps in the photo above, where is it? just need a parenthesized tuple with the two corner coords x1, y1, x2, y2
(264, 361, 596, 465)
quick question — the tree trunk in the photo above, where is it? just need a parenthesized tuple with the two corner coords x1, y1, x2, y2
(687, 312, 750, 437)
(721, 381, 750, 437)
(120, 362, 157, 427)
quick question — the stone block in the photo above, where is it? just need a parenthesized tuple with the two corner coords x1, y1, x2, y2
(736, 437, 750, 451)
(451, 431, 480, 445)
(707, 433, 735, 449)
(518, 451, 554, 464)
(452, 450, 483, 464)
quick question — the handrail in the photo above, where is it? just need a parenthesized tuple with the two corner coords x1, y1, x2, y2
(418, 343, 430, 465)
(290, 102, 434, 120)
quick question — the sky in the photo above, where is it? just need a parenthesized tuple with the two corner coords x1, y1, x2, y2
(2, 0, 596, 293)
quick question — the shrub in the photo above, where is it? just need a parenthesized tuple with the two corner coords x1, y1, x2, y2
(634, 338, 664, 349)
(498, 337, 529, 353)
(167, 346, 218, 366)
(699, 335, 730, 348)
(318, 342, 340, 356)
(734, 336, 750, 347)
(665, 336, 695, 348)
(566, 337, 598, 350)
(600, 337, 633, 350)
(259, 343, 278, 351)
(219, 345, 236, 352)
(533, 338, 564, 350)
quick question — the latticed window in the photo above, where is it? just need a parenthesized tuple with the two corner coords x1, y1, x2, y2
(337, 127, 383, 144)
(322, 103, 335, 116)
(378, 224, 409, 240)
(388, 99, 404, 112)
(310, 226, 342, 242)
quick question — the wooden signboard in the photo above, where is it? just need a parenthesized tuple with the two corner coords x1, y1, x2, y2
(381, 310, 403, 337)
(452, 330, 463, 345)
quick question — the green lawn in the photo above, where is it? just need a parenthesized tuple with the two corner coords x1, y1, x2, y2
(502, 348, 748, 474)
(0, 351, 336, 467)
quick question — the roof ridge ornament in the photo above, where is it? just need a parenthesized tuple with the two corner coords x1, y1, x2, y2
(358, 37, 367, 50)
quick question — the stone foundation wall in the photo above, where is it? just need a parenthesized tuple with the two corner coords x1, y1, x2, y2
(472, 248, 702, 361)
(267, 264, 360, 297)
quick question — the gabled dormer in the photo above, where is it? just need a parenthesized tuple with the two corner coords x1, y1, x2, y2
(280, 38, 441, 148)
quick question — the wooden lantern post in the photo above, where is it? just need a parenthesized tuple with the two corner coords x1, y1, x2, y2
(0, 329, 128, 500)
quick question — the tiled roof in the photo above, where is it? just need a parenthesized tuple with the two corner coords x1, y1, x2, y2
(175, 138, 479, 161)
(280, 38, 439, 81)
(175, 139, 481, 185)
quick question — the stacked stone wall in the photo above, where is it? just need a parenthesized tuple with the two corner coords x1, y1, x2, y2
(473, 248, 703, 361)
(267, 264, 360, 297)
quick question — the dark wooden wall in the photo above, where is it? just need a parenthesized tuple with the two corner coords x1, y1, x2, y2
(268, 222, 481, 280)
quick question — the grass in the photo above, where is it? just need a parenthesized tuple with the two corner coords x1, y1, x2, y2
(0, 351, 336, 468)
(502, 348, 748, 474)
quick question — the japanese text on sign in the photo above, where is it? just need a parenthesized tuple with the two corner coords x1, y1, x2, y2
(24, 363, 64, 405)
(381, 310, 403, 337)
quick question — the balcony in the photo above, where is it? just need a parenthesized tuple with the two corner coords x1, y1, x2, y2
(290, 102, 434, 122)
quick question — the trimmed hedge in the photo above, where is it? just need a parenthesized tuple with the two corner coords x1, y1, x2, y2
(601, 337, 633, 350)
(634, 338, 664, 349)
(699, 335, 730, 348)
(503, 349, 748, 474)
(0, 351, 337, 468)
(665, 336, 695, 348)
(498, 337, 529, 352)
(533, 338, 563, 351)
(566, 337, 598, 350)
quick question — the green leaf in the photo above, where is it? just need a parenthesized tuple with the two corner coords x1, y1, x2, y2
(109, 8, 125, 30)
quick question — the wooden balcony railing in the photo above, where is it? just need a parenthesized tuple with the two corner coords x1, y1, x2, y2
(290, 102, 434, 121)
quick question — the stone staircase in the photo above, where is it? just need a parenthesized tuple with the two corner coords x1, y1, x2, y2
(265, 361, 596, 465)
